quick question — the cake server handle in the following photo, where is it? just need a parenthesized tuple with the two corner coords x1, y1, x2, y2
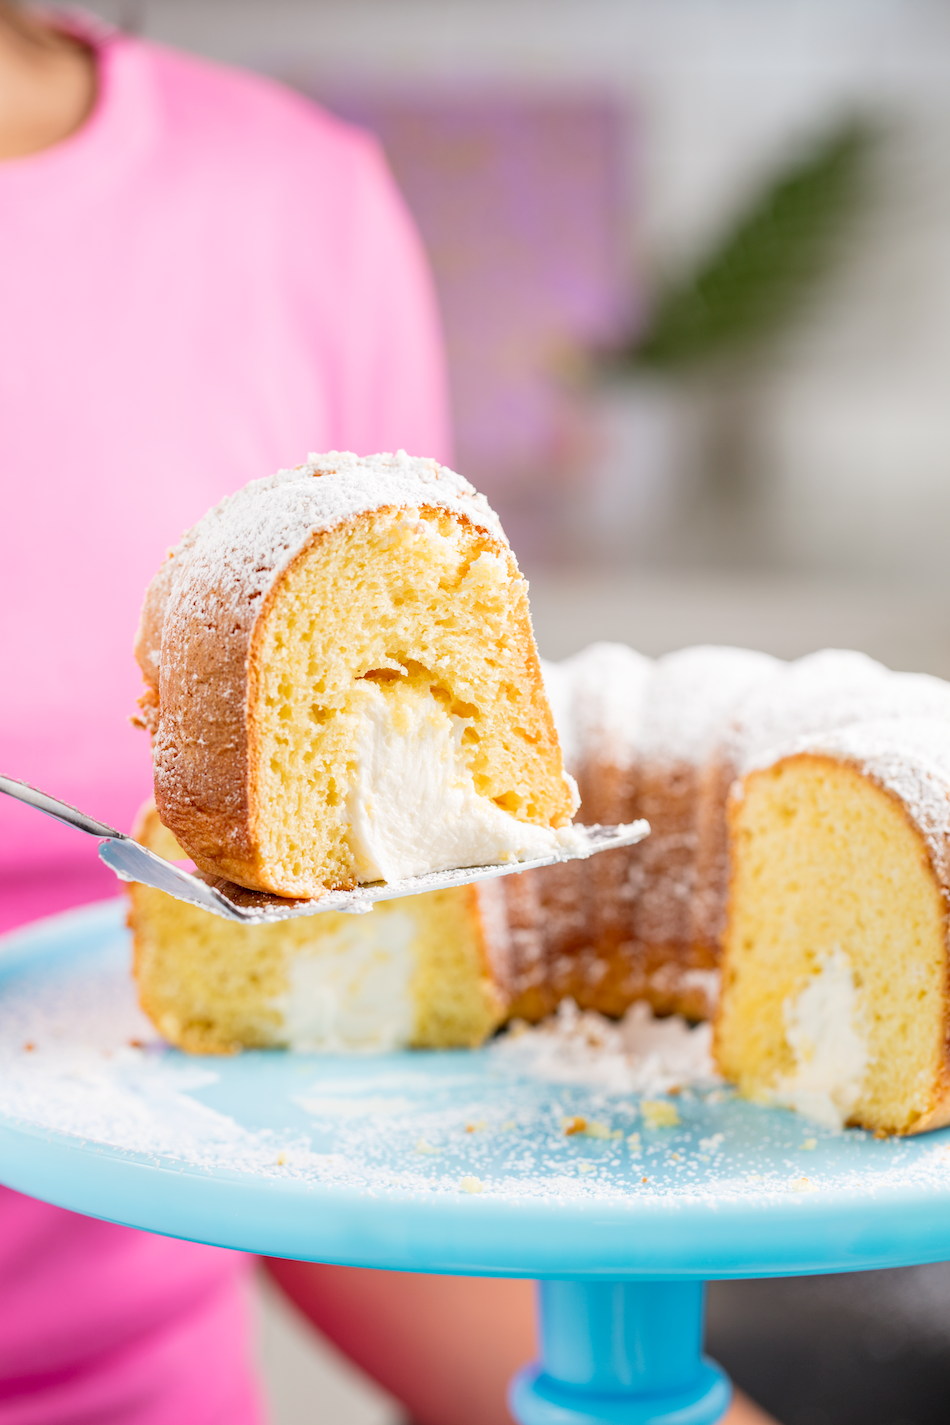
(0, 773, 254, 923)
(0, 773, 123, 839)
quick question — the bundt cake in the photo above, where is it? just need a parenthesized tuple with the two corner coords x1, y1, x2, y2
(134, 451, 577, 900)
(128, 590, 950, 1135)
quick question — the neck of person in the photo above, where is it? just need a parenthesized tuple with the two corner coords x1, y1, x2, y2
(0, 2, 96, 161)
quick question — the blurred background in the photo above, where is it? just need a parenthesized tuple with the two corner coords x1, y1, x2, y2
(86, 0, 950, 680)
(77, 0, 950, 1420)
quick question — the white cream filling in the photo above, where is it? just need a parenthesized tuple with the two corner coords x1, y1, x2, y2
(274, 909, 416, 1051)
(770, 947, 868, 1130)
(345, 685, 580, 883)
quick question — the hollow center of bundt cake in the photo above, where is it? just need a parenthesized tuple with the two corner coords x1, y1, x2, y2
(248, 505, 576, 896)
(718, 755, 948, 1134)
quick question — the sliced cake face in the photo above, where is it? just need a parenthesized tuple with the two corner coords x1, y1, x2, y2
(136, 453, 576, 897)
(717, 724, 950, 1135)
(128, 803, 511, 1053)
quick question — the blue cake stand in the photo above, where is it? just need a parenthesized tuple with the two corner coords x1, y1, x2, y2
(3, 902, 950, 1425)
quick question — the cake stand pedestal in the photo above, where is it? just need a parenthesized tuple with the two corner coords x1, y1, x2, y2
(511, 1280, 729, 1425)
(2, 902, 950, 1425)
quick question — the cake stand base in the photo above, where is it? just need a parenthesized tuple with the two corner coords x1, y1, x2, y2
(510, 1281, 731, 1425)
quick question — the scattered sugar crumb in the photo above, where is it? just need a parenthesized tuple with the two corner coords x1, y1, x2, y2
(791, 1176, 816, 1192)
(627, 1132, 641, 1148)
(465, 1120, 488, 1133)
(493, 998, 719, 1095)
(414, 1138, 440, 1155)
(460, 1176, 483, 1194)
(801, 1139, 817, 1151)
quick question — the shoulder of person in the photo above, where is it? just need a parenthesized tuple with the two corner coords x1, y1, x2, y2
(136, 37, 380, 180)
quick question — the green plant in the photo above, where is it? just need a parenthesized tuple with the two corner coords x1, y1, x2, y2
(621, 117, 875, 372)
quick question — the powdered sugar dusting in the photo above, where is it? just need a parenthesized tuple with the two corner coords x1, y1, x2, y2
(542, 643, 653, 774)
(731, 650, 950, 774)
(639, 646, 780, 766)
(759, 717, 950, 876)
(136, 451, 506, 679)
(492, 998, 720, 1095)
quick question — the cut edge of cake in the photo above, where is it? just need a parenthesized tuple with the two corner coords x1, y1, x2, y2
(716, 717, 950, 1136)
(127, 800, 513, 1054)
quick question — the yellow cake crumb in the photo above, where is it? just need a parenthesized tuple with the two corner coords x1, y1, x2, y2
(641, 1100, 681, 1129)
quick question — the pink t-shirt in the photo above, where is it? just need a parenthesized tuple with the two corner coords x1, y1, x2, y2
(0, 16, 449, 1421)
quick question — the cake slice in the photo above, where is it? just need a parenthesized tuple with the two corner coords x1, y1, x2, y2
(716, 717, 950, 1135)
(128, 802, 513, 1053)
(135, 452, 578, 899)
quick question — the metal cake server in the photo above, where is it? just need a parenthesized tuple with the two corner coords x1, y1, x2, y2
(0, 773, 649, 925)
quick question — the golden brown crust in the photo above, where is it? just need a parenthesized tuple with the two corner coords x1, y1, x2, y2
(502, 752, 719, 1025)
(139, 549, 261, 885)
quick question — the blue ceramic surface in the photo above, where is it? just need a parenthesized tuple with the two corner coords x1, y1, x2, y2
(2, 900, 950, 1280)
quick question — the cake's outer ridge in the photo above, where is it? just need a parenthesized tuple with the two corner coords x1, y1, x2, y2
(543, 642, 653, 776)
(635, 646, 780, 965)
(724, 650, 950, 775)
(512, 645, 775, 1023)
(136, 451, 506, 685)
(638, 645, 780, 768)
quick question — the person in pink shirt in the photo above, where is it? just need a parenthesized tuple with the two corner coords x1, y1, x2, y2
(0, 5, 449, 1420)
(0, 7, 773, 1423)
